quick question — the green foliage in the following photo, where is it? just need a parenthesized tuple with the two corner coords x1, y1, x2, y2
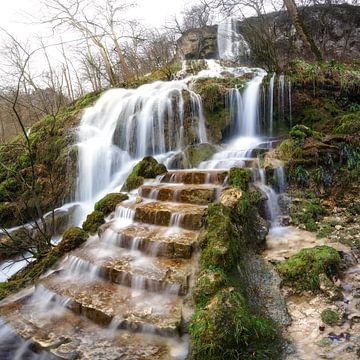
(276, 138, 303, 161)
(189, 288, 279, 360)
(123, 156, 167, 191)
(94, 193, 128, 215)
(293, 165, 310, 186)
(228, 167, 252, 191)
(276, 246, 340, 292)
(334, 113, 360, 134)
(321, 308, 340, 325)
(82, 210, 105, 234)
(289, 124, 321, 142)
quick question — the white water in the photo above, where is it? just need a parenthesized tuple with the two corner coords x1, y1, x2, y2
(217, 18, 250, 62)
(269, 73, 275, 136)
(278, 74, 285, 122)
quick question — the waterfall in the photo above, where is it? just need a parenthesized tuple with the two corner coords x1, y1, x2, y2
(288, 80, 292, 128)
(217, 18, 250, 62)
(75, 79, 209, 208)
(227, 88, 243, 134)
(240, 71, 265, 137)
(268, 73, 275, 136)
(278, 74, 285, 122)
(190, 92, 208, 143)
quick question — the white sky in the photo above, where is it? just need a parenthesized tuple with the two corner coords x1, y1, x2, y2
(0, 0, 190, 37)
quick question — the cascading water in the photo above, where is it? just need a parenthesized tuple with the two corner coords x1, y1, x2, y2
(217, 18, 250, 62)
(268, 73, 275, 136)
(278, 74, 285, 122)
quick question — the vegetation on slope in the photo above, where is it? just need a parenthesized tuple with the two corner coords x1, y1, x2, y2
(189, 188, 281, 359)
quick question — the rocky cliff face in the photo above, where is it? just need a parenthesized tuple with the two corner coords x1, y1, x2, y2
(175, 4, 360, 69)
(175, 26, 218, 61)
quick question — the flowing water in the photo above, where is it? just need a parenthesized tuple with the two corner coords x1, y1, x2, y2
(0, 21, 295, 357)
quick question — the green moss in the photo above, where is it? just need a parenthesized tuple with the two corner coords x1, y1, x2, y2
(82, 210, 105, 234)
(193, 267, 230, 307)
(228, 167, 252, 192)
(94, 193, 128, 215)
(58, 227, 88, 253)
(321, 309, 340, 325)
(200, 203, 239, 273)
(189, 189, 279, 358)
(276, 245, 340, 293)
(123, 156, 167, 192)
(334, 113, 360, 134)
(184, 143, 216, 168)
(189, 288, 280, 359)
(276, 138, 303, 161)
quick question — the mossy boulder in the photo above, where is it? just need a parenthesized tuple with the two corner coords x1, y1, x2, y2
(289, 124, 322, 142)
(275, 138, 303, 162)
(189, 288, 279, 359)
(228, 167, 252, 191)
(276, 245, 340, 293)
(123, 156, 167, 192)
(168, 143, 217, 169)
(321, 308, 340, 325)
(58, 227, 88, 253)
(94, 193, 128, 215)
(82, 210, 105, 234)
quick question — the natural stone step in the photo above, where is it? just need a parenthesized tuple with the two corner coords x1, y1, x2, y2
(158, 170, 227, 185)
(63, 245, 192, 295)
(127, 201, 207, 230)
(41, 275, 183, 337)
(139, 184, 220, 205)
(0, 298, 181, 359)
(99, 223, 199, 259)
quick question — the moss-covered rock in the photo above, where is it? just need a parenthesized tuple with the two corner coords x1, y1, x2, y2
(200, 203, 239, 273)
(228, 167, 252, 191)
(189, 288, 280, 359)
(94, 193, 128, 215)
(275, 138, 303, 162)
(123, 156, 167, 192)
(276, 245, 340, 293)
(58, 227, 88, 253)
(184, 143, 217, 168)
(82, 210, 105, 234)
(321, 308, 340, 325)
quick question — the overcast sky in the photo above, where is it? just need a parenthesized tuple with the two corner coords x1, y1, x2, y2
(0, 0, 190, 37)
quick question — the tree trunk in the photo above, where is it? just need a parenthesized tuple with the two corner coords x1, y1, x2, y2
(283, 0, 323, 62)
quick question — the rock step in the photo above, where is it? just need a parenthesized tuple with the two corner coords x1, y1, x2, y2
(99, 223, 199, 259)
(139, 184, 220, 205)
(120, 201, 206, 231)
(0, 299, 179, 359)
(41, 275, 183, 337)
(158, 170, 228, 185)
(62, 246, 192, 295)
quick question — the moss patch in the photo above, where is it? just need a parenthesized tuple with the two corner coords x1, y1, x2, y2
(94, 193, 128, 215)
(123, 156, 167, 192)
(82, 210, 105, 234)
(276, 245, 340, 293)
(321, 308, 340, 325)
(228, 167, 252, 192)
